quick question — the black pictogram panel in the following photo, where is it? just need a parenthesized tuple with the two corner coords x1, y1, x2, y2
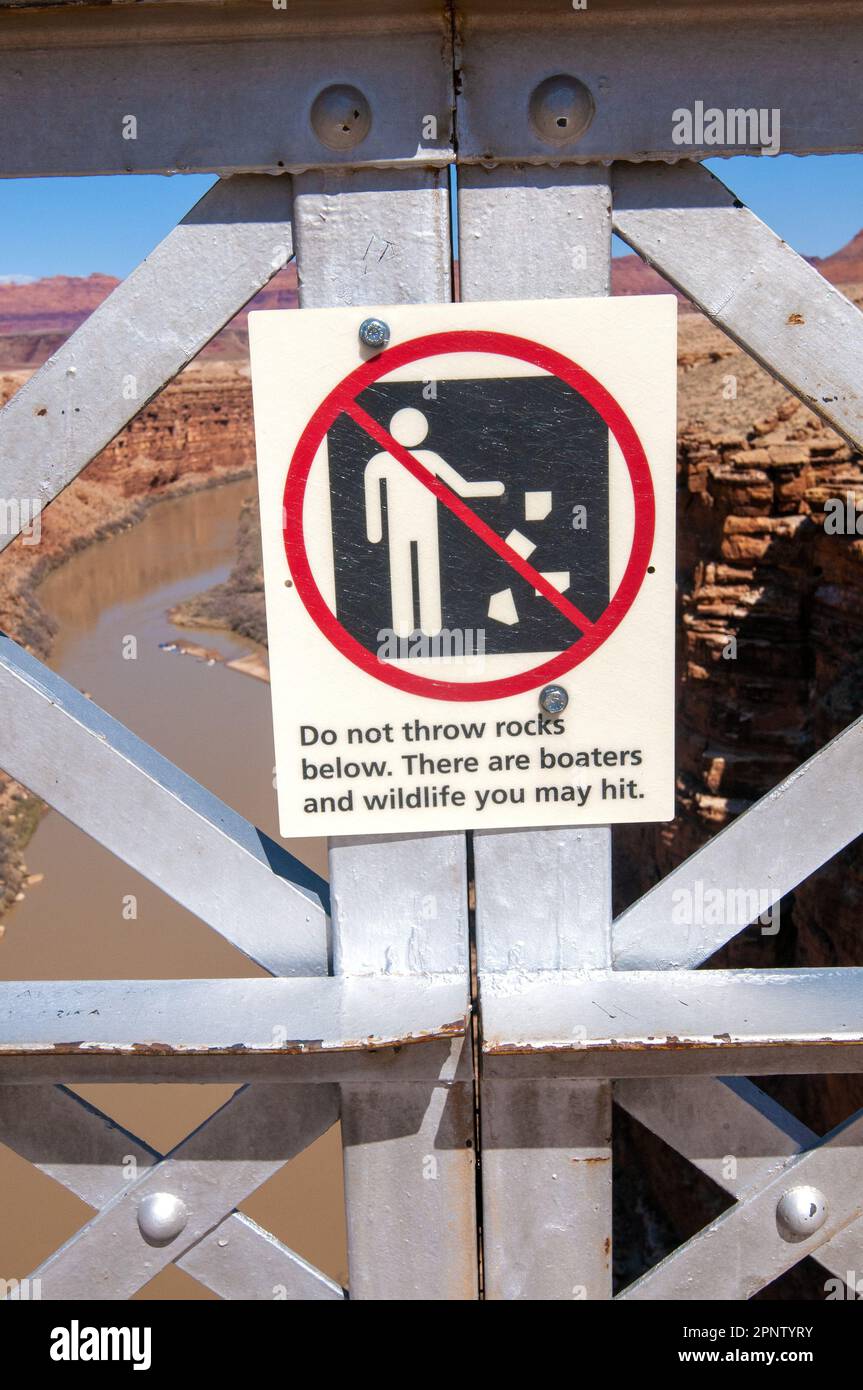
(324, 375, 609, 656)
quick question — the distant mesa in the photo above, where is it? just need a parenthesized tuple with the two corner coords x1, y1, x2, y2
(811, 227, 863, 284)
(0, 233, 861, 369)
(0, 263, 299, 367)
(611, 228, 863, 305)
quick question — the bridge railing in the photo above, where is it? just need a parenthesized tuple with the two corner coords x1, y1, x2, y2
(1, 0, 862, 1301)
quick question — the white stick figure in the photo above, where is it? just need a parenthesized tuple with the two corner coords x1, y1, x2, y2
(364, 407, 504, 638)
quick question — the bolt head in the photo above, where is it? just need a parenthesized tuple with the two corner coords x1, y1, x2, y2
(310, 84, 371, 151)
(529, 74, 595, 145)
(539, 684, 569, 715)
(137, 1192, 189, 1247)
(776, 1185, 828, 1242)
(359, 317, 391, 350)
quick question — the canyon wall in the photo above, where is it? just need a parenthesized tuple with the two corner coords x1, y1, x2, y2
(0, 361, 255, 914)
(610, 291, 863, 1292)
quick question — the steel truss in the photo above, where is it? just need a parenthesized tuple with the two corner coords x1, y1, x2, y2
(1, 0, 862, 1300)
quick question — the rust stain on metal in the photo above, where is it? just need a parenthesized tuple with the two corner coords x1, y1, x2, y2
(787, 312, 805, 325)
(9, 1013, 470, 1058)
(485, 1033, 856, 1055)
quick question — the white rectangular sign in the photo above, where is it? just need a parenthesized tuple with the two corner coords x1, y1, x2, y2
(250, 296, 676, 837)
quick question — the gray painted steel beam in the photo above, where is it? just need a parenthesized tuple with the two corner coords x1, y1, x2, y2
(329, 834, 477, 1300)
(475, 828, 614, 1300)
(4, 2, 858, 179)
(456, 0, 863, 163)
(616, 1076, 815, 1196)
(180, 1212, 345, 1301)
(615, 1076, 863, 1290)
(0, 4, 452, 177)
(458, 165, 611, 302)
(0, 1083, 159, 1207)
(296, 164, 478, 1302)
(0, 1041, 471, 1086)
(619, 1105, 863, 1300)
(613, 711, 863, 971)
(0, 634, 329, 978)
(30, 1083, 340, 1300)
(474, 826, 612, 974)
(464, 165, 614, 1302)
(292, 167, 452, 318)
(612, 160, 863, 451)
(7, 2, 857, 171)
(0, 175, 294, 551)
(483, 967, 863, 1078)
(0, 974, 468, 1055)
(0, 1084, 344, 1300)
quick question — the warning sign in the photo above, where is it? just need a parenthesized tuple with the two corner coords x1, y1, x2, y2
(250, 296, 676, 837)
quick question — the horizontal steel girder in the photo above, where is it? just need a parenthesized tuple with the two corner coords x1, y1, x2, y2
(482, 967, 863, 1078)
(454, 0, 863, 163)
(0, 974, 469, 1056)
(0, 3, 453, 177)
(5, 967, 862, 1081)
(1, 2, 861, 176)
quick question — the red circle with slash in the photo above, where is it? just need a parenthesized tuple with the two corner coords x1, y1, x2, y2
(283, 330, 655, 702)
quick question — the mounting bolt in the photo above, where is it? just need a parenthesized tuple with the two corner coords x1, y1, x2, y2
(528, 74, 595, 145)
(359, 317, 391, 350)
(137, 1192, 189, 1246)
(775, 1185, 828, 1242)
(539, 684, 569, 715)
(310, 84, 371, 151)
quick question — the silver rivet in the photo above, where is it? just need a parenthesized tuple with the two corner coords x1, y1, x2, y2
(359, 317, 391, 350)
(539, 684, 569, 715)
(137, 1192, 189, 1246)
(775, 1186, 828, 1242)
(529, 74, 595, 145)
(310, 84, 371, 151)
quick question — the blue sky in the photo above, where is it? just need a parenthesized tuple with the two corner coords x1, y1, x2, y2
(0, 154, 860, 281)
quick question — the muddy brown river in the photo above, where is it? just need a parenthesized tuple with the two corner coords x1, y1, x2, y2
(0, 479, 347, 1298)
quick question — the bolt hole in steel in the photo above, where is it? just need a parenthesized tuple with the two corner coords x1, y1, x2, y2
(775, 1185, 828, 1242)
(136, 1191, 190, 1247)
(528, 74, 595, 145)
(310, 84, 372, 151)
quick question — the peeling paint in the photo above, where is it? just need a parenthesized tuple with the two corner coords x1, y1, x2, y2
(0, 1013, 470, 1059)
